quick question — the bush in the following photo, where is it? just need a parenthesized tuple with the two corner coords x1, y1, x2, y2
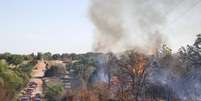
(45, 65, 59, 77)
(45, 84, 64, 101)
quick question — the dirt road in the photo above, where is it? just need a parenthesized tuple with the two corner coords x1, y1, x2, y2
(19, 60, 47, 101)
(31, 60, 46, 97)
(31, 61, 46, 78)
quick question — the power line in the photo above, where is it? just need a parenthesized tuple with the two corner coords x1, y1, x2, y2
(164, 0, 201, 36)
(164, 0, 186, 17)
(170, 0, 201, 25)
(164, 0, 201, 51)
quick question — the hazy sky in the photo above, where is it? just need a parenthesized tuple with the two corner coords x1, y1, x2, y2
(0, 0, 93, 54)
(0, 0, 201, 54)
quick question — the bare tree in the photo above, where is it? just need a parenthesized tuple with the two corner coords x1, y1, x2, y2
(116, 50, 149, 101)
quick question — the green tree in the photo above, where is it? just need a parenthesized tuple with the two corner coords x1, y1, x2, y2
(0, 59, 35, 101)
(43, 52, 52, 60)
(7, 55, 24, 65)
(45, 84, 64, 101)
(0, 60, 24, 100)
(37, 52, 43, 60)
(52, 54, 61, 60)
(0, 52, 11, 60)
(23, 53, 34, 61)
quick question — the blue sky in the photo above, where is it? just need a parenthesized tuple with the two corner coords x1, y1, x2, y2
(0, 0, 201, 54)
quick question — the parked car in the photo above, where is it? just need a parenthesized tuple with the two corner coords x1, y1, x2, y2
(20, 96, 31, 101)
(33, 93, 41, 101)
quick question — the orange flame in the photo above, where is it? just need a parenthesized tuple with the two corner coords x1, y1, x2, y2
(133, 55, 147, 76)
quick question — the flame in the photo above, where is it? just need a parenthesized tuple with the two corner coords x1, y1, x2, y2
(133, 55, 147, 76)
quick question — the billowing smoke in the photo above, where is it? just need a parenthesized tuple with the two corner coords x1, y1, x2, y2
(89, 0, 124, 52)
(88, 0, 201, 100)
(89, 0, 182, 54)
